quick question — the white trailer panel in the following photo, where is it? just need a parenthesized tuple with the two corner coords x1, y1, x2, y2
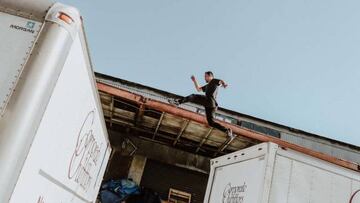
(205, 142, 360, 203)
(10, 32, 111, 203)
(0, 1, 111, 202)
(0, 12, 42, 114)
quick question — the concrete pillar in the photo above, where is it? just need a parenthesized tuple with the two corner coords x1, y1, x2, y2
(128, 155, 147, 185)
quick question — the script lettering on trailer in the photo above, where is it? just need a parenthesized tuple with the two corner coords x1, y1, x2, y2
(222, 182, 247, 203)
(350, 189, 360, 203)
(68, 110, 102, 191)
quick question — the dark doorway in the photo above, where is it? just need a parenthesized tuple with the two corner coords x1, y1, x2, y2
(140, 159, 208, 203)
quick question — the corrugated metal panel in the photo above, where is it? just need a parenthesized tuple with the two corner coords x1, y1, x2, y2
(141, 159, 208, 203)
(281, 132, 360, 164)
(240, 121, 281, 138)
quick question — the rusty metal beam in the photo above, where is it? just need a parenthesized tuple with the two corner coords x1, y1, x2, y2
(134, 104, 145, 126)
(152, 112, 164, 140)
(106, 115, 228, 146)
(109, 120, 224, 155)
(196, 128, 213, 153)
(97, 82, 360, 172)
(109, 96, 114, 127)
(173, 120, 190, 146)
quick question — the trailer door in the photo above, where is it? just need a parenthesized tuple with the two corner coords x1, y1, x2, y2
(0, 11, 42, 115)
(207, 155, 267, 203)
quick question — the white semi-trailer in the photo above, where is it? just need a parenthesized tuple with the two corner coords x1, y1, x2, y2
(0, 0, 111, 202)
(204, 142, 360, 203)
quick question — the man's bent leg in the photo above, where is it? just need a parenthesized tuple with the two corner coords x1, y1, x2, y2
(205, 107, 228, 132)
(205, 107, 234, 138)
(179, 94, 209, 106)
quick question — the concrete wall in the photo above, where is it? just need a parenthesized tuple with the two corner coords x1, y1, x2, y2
(128, 155, 147, 184)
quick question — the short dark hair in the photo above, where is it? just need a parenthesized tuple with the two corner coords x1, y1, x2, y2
(205, 71, 214, 77)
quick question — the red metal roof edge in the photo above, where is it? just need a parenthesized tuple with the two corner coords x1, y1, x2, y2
(94, 72, 359, 152)
(97, 81, 360, 173)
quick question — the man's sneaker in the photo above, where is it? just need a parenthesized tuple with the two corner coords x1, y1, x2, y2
(168, 98, 180, 106)
(226, 128, 235, 139)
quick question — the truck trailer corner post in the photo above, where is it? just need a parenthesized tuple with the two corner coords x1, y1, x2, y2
(204, 142, 360, 203)
(0, 1, 111, 202)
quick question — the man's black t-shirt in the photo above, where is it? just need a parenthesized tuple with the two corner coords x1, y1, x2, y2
(201, 78, 221, 107)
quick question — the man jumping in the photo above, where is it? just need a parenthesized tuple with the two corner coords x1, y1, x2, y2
(168, 71, 234, 139)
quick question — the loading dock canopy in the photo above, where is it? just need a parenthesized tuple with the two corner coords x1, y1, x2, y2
(96, 81, 360, 173)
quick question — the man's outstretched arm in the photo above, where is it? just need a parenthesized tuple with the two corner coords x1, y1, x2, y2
(191, 75, 203, 92)
(219, 79, 228, 88)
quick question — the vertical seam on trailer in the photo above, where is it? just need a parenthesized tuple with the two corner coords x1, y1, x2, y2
(286, 160, 293, 203)
(309, 167, 314, 203)
(350, 180, 354, 201)
(263, 144, 277, 203)
(267, 154, 277, 203)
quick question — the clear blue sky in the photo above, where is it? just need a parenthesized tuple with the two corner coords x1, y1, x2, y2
(62, 0, 360, 146)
